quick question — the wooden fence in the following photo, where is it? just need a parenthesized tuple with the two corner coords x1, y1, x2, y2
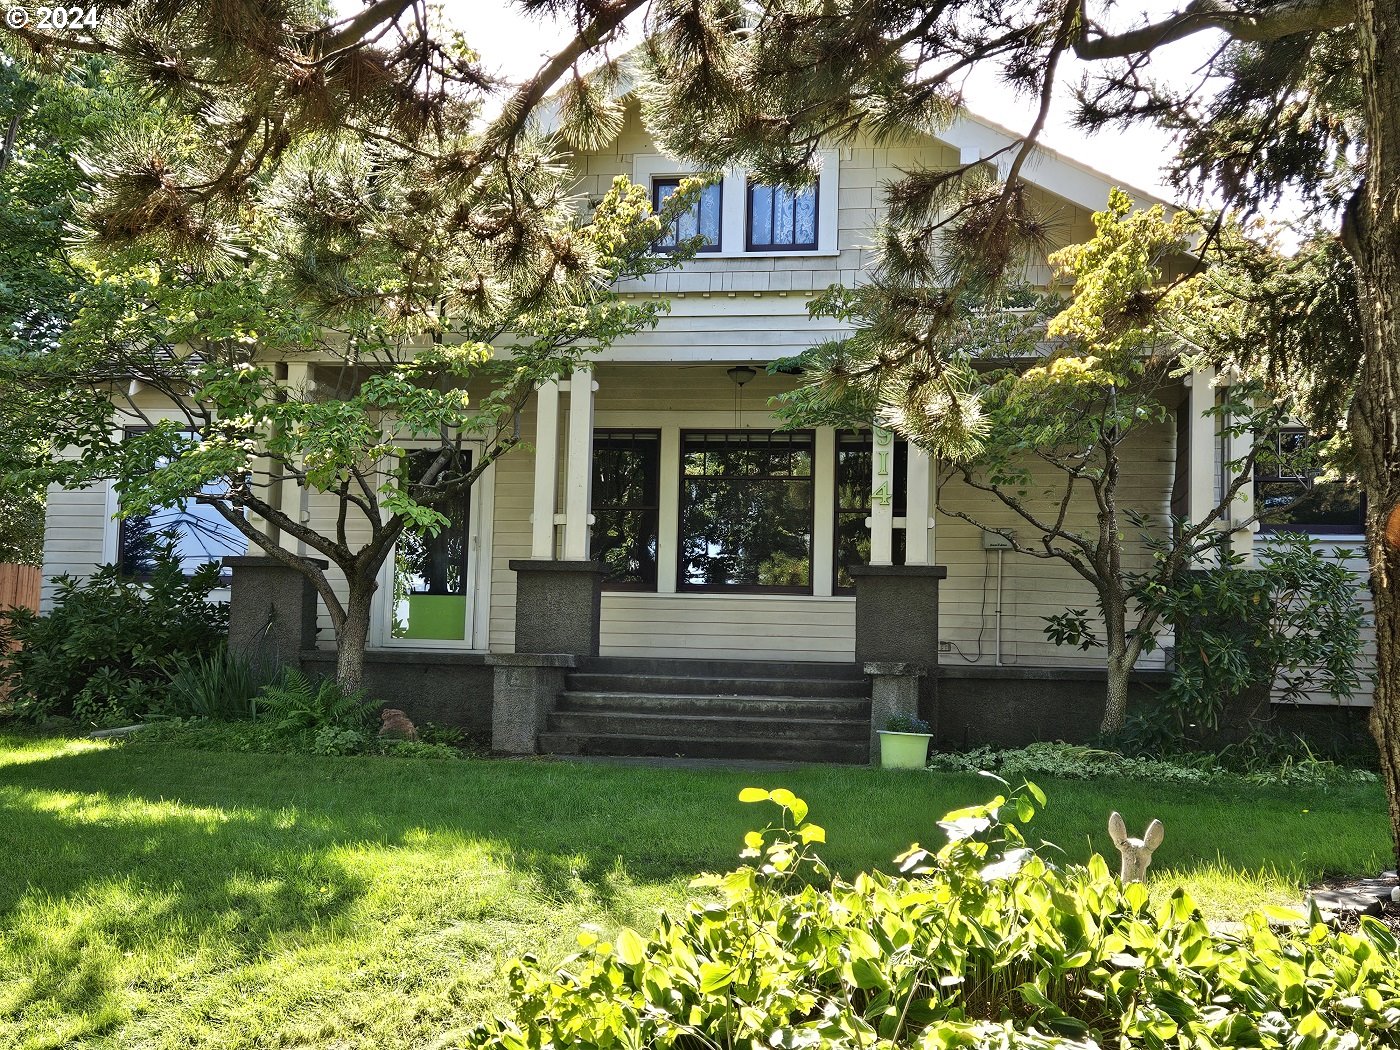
(1, 565, 40, 696)
(0, 563, 40, 619)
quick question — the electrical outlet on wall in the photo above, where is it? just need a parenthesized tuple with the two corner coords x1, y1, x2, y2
(938, 641, 952, 652)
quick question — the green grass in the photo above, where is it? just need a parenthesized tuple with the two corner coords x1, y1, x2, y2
(0, 732, 1390, 1049)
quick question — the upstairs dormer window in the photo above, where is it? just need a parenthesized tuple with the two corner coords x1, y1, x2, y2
(746, 180, 818, 251)
(652, 177, 722, 253)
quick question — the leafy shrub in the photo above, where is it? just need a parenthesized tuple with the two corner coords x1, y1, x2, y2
(1131, 533, 1367, 746)
(0, 548, 227, 726)
(161, 646, 270, 721)
(468, 785, 1400, 1049)
(256, 667, 377, 734)
(925, 742, 1376, 788)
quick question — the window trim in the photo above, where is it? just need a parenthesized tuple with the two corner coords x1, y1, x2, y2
(676, 428, 817, 596)
(591, 428, 662, 592)
(651, 176, 723, 254)
(372, 438, 493, 651)
(745, 178, 820, 252)
(632, 152, 840, 258)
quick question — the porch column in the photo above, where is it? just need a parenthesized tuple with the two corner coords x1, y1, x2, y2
(870, 425, 895, 566)
(509, 368, 604, 660)
(530, 380, 560, 559)
(1226, 398, 1257, 565)
(225, 556, 324, 669)
(562, 367, 596, 561)
(279, 362, 310, 557)
(850, 565, 947, 727)
(904, 444, 933, 566)
(1186, 367, 1219, 565)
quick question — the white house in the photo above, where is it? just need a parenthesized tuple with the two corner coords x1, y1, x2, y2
(37, 101, 1373, 761)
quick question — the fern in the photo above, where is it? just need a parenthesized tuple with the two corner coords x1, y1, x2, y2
(257, 668, 377, 733)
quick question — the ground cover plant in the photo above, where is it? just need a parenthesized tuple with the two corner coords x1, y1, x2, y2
(470, 786, 1400, 1048)
(0, 733, 1391, 1048)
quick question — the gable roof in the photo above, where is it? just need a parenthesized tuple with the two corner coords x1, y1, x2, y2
(534, 60, 1178, 216)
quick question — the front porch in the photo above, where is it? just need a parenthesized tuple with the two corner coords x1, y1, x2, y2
(224, 359, 1253, 760)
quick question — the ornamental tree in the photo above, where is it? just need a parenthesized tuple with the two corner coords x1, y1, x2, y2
(4, 3, 694, 690)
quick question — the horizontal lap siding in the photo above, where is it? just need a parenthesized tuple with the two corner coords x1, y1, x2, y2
(599, 595, 855, 662)
(936, 420, 1174, 668)
(1266, 539, 1375, 707)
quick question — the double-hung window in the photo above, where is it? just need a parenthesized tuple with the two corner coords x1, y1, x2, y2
(591, 431, 661, 590)
(652, 177, 722, 253)
(116, 426, 249, 579)
(679, 431, 814, 593)
(746, 180, 818, 251)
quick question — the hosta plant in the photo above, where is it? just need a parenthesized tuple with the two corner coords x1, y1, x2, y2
(468, 782, 1400, 1049)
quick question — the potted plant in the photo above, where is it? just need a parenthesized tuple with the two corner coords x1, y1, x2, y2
(877, 714, 933, 770)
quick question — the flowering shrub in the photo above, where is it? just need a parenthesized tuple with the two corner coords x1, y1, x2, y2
(469, 783, 1400, 1049)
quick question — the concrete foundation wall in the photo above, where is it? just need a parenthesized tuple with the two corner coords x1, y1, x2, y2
(299, 650, 494, 735)
(935, 666, 1170, 749)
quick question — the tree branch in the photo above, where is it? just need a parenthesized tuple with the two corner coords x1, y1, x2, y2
(1075, 0, 1356, 61)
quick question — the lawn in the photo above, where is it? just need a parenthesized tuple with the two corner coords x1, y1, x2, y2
(0, 733, 1390, 1049)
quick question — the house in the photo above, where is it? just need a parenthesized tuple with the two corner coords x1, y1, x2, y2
(37, 101, 1374, 761)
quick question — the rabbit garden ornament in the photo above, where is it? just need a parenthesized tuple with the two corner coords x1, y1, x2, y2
(1108, 811, 1164, 883)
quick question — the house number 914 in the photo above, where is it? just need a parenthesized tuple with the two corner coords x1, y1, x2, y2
(873, 428, 893, 507)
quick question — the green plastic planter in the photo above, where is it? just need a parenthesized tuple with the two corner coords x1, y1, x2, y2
(877, 730, 932, 770)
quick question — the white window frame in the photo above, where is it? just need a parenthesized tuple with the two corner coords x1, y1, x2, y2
(633, 151, 840, 259)
(370, 441, 495, 652)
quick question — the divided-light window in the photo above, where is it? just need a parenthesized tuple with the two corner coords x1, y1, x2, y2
(679, 431, 814, 593)
(747, 180, 818, 251)
(834, 430, 907, 593)
(652, 177, 722, 253)
(591, 431, 661, 590)
(392, 447, 474, 641)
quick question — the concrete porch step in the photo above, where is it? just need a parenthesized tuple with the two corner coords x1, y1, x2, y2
(537, 730, 869, 764)
(557, 690, 870, 719)
(550, 709, 866, 742)
(580, 656, 868, 682)
(565, 673, 868, 699)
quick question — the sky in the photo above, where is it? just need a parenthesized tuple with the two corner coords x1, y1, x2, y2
(345, 1, 1230, 206)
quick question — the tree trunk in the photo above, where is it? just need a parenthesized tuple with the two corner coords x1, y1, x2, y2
(1352, 0, 1400, 871)
(1100, 582, 1134, 735)
(333, 577, 377, 694)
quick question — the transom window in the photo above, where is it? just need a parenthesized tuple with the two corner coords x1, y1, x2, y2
(679, 431, 814, 593)
(834, 430, 907, 593)
(746, 180, 818, 251)
(652, 177, 722, 253)
(591, 431, 661, 590)
(116, 427, 249, 579)
(1255, 428, 1364, 534)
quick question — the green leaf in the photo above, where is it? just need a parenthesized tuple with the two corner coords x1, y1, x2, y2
(615, 927, 646, 967)
(738, 787, 770, 803)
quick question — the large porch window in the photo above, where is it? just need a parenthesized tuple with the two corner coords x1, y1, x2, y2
(679, 430, 814, 593)
(391, 447, 473, 641)
(591, 430, 661, 590)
